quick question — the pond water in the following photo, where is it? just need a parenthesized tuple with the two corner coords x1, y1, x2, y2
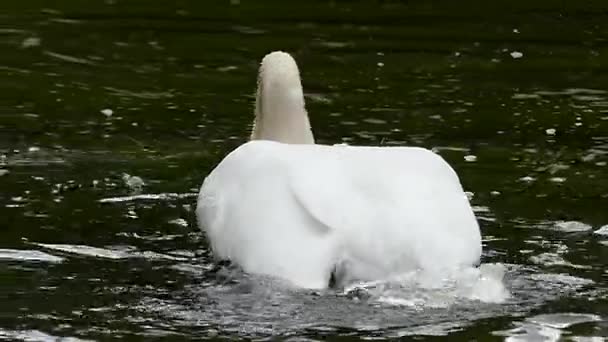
(1, 1, 607, 341)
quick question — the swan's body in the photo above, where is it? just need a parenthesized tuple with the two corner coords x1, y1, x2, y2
(196, 51, 482, 289)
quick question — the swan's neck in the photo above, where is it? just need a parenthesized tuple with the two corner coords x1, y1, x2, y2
(250, 51, 314, 144)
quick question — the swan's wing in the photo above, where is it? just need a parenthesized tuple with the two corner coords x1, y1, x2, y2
(288, 147, 434, 235)
(287, 146, 481, 275)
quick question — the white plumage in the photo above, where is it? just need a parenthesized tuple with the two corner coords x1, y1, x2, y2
(196, 51, 481, 289)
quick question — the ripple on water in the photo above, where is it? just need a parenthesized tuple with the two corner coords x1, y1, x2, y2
(131, 263, 595, 339)
(529, 253, 591, 270)
(98, 192, 197, 203)
(493, 313, 602, 341)
(0, 249, 64, 263)
(529, 220, 595, 233)
(33, 243, 187, 261)
(0, 328, 94, 342)
(552, 221, 594, 233)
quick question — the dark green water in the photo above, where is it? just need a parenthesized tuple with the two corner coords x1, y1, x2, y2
(1, 1, 607, 340)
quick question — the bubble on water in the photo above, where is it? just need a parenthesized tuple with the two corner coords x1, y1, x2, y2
(545, 128, 556, 135)
(168, 218, 188, 228)
(122, 173, 145, 192)
(21, 37, 41, 48)
(28, 146, 40, 152)
(510, 51, 523, 59)
(519, 176, 536, 183)
(126, 209, 138, 219)
(101, 108, 113, 117)
(464, 155, 477, 162)
(549, 177, 566, 183)
(490, 191, 501, 196)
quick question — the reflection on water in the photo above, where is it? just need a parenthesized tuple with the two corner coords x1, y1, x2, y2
(1, 0, 607, 340)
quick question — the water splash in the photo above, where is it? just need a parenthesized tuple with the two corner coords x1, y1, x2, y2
(131, 262, 595, 339)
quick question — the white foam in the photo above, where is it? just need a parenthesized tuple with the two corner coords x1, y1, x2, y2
(122, 173, 145, 191)
(346, 263, 509, 307)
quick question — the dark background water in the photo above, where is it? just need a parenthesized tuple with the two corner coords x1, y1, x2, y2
(1, 1, 607, 340)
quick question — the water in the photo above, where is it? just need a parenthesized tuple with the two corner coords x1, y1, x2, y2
(1, 1, 607, 340)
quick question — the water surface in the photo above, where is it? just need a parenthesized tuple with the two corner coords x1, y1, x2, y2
(1, 1, 607, 340)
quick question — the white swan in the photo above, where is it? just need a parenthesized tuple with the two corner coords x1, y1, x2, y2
(196, 51, 482, 289)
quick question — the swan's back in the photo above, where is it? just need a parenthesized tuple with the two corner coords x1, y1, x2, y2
(197, 141, 481, 288)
